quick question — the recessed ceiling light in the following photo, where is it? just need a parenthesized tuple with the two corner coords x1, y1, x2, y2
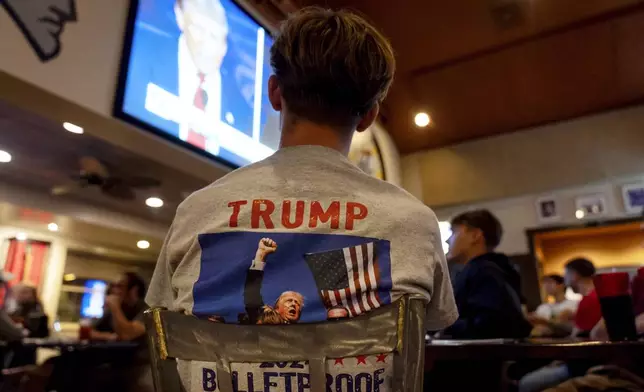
(63, 273, 76, 282)
(137, 240, 150, 249)
(145, 197, 164, 208)
(63, 122, 84, 134)
(16, 232, 27, 241)
(0, 150, 12, 163)
(414, 112, 431, 127)
(575, 209, 585, 219)
(48, 222, 59, 232)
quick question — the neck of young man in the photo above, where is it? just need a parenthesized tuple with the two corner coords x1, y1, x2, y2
(464, 245, 490, 264)
(553, 291, 567, 303)
(578, 279, 595, 297)
(279, 116, 355, 156)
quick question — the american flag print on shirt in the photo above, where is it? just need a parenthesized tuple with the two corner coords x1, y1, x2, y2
(305, 240, 389, 317)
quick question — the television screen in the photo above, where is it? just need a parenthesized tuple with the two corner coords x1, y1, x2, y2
(115, 0, 280, 168)
(81, 280, 108, 319)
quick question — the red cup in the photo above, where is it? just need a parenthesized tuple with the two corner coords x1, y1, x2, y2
(594, 272, 630, 298)
(78, 319, 91, 341)
(594, 272, 637, 340)
(633, 268, 644, 315)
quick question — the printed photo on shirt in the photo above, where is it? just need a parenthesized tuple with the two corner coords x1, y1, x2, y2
(192, 232, 393, 324)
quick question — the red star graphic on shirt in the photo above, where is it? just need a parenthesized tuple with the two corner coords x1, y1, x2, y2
(356, 355, 367, 365)
(334, 358, 344, 366)
(376, 354, 387, 363)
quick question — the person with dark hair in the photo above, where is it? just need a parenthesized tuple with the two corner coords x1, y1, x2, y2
(0, 272, 26, 342)
(9, 283, 49, 338)
(564, 258, 601, 336)
(7, 284, 49, 366)
(442, 209, 531, 339)
(91, 273, 147, 342)
(528, 274, 578, 337)
(519, 258, 601, 392)
(35, 273, 149, 392)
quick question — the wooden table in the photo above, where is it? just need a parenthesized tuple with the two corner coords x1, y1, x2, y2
(425, 338, 644, 365)
(424, 339, 644, 391)
(9, 339, 142, 391)
(20, 338, 139, 351)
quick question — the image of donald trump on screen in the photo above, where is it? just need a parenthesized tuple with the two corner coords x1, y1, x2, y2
(172, 0, 227, 150)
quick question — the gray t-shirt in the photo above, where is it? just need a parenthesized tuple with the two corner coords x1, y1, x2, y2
(147, 145, 458, 391)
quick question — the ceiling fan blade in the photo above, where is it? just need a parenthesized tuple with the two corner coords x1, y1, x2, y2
(126, 176, 161, 189)
(51, 184, 73, 196)
(79, 156, 109, 178)
(102, 178, 136, 200)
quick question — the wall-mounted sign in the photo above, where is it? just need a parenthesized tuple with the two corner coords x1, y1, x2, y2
(535, 196, 560, 223)
(622, 183, 644, 215)
(575, 194, 607, 220)
(348, 129, 385, 181)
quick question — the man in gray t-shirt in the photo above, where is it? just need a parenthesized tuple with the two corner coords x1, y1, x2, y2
(147, 6, 457, 391)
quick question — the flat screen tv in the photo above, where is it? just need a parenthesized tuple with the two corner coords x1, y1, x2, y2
(114, 0, 279, 168)
(81, 279, 108, 319)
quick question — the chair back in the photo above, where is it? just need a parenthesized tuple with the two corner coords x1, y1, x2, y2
(144, 295, 427, 392)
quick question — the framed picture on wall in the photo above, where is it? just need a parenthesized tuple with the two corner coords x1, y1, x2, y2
(575, 194, 607, 219)
(536, 197, 560, 223)
(348, 128, 386, 181)
(621, 183, 644, 215)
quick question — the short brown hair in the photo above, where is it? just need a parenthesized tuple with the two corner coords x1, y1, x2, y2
(451, 210, 503, 250)
(270, 7, 395, 128)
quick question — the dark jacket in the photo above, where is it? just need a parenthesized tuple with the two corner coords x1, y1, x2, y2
(10, 302, 49, 338)
(444, 253, 532, 339)
(240, 269, 266, 325)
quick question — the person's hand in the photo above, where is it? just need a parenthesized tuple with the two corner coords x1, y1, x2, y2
(590, 319, 609, 341)
(526, 314, 548, 326)
(11, 316, 25, 326)
(556, 310, 575, 322)
(255, 238, 277, 262)
(635, 313, 644, 335)
(105, 294, 122, 310)
(531, 325, 552, 337)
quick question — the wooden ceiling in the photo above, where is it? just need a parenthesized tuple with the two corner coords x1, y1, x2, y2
(0, 99, 208, 225)
(281, 0, 644, 153)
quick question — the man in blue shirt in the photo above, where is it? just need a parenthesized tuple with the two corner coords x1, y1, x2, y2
(443, 210, 531, 339)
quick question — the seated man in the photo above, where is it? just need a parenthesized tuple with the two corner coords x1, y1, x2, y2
(0, 272, 25, 342)
(519, 258, 601, 392)
(147, 6, 458, 391)
(442, 210, 532, 339)
(8, 283, 49, 366)
(528, 274, 578, 337)
(30, 274, 149, 392)
(91, 272, 147, 342)
(564, 258, 601, 337)
(10, 283, 49, 338)
(542, 275, 644, 392)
